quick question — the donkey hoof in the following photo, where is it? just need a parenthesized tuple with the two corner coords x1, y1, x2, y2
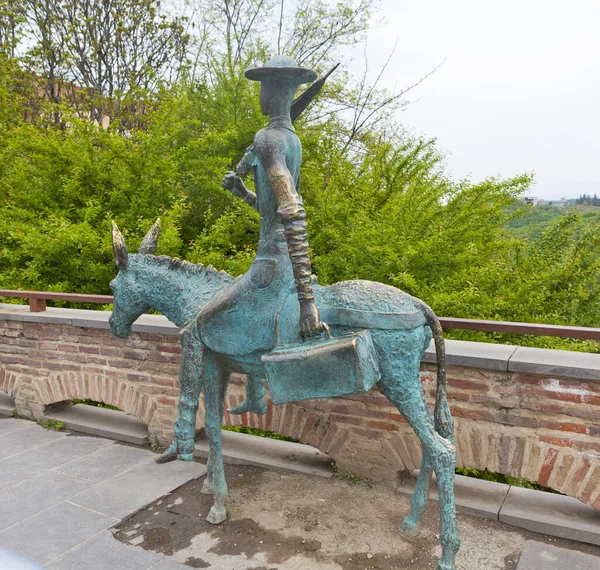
(156, 442, 178, 464)
(206, 505, 227, 525)
(399, 518, 420, 537)
(436, 564, 456, 570)
(200, 479, 213, 495)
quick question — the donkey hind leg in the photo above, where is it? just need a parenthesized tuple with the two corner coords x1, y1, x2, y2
(379, 364, 459, 569)
(400, 451, 433, 536)
(157, 324, 205, 464)
(203, 355, 231, 524)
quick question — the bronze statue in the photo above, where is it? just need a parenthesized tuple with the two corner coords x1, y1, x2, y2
(109, 55, 460, 570)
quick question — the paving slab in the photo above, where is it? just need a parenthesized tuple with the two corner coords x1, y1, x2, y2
(396, 470, 509, 520)
(46, 404, 149, 445)
(0, 435, 110, 489)
(70, 458, 206, 519)
(500, 486, 600, 545)
(46, 530, 164, 570)
(0, 470, 93, 531)
(0, 417, 31, 436)
(0, 423, 64, 459)
(516, 540, 600, 569)
(195, 429, 333, 478)
(57, 441, 152, 482)
(0, 501, 117, 564)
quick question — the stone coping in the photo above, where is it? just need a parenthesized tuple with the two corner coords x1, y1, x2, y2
(2, 303, 599, 380)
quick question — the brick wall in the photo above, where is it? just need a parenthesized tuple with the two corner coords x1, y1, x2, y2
(1, 313, 600, 509)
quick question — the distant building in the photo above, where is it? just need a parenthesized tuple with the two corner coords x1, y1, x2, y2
(548, 197, 568, 207)
(523, 197, 538, 206)
(521, 196, 568, 207)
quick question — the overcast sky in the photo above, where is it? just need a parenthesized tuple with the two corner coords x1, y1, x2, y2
(354, 0, 599, 199)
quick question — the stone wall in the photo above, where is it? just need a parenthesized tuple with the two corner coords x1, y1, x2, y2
(1, 304, 600, 509)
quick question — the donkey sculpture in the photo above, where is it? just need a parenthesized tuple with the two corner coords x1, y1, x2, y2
(109, 220, 460, 570)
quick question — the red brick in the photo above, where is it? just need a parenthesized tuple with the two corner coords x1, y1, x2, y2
(541, 421, 587, 434)
(546, 391, 583, 404)
(447, 391, 471, 402)
(328, 413, 363, 426)
(448, 378, 489, 391)
(537, 448, 559, 486)
(157, 397, 176, 406)
(451, 408, 488, 421)
(571, 459, 590, 488)
(364, 420, 398, 432)
(572, 441, 600, 454)
(540, 436, 573, 448)
(158, 344, 182, 354)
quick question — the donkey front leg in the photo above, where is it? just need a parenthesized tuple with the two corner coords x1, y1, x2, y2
(156, 324, 205, 464)
(203, 355, 230, 524)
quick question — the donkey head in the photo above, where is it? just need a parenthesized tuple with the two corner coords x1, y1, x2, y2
(109, 219, 160, 338)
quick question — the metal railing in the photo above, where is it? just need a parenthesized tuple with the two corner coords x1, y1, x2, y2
(0, 289, 113, 313)
(1, 289, 600, 340)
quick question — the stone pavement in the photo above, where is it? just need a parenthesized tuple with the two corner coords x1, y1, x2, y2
(0, 417, 205, 569)
(2, 415, 600, 570)
(517, 540, 600, 569)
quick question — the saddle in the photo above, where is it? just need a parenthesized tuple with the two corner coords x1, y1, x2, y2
(263, 287, 427, 403)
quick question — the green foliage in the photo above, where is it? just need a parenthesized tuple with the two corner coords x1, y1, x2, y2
(72, 399, 123, 411)
(0, 0, 599, 352)
(221, 424, 301, 443)
(330, 463, 373, 487)
(36, 418, 66, 431)
(456, 467, 562, 494)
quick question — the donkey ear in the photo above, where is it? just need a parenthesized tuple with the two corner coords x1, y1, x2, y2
(111, 222, 129, 269)
(139, 218, 160, 255)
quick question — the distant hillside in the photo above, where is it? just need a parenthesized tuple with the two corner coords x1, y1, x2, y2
(505, 204, 600, 240)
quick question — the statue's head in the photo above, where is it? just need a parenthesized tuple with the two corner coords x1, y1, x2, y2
(245, 55, 317, 117)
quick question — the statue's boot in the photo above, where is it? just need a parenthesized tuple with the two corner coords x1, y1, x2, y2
(228, 376, 267, 415)
(156, 400, 197, 463)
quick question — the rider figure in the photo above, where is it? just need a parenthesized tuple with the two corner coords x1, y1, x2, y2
(217, 54, 326, 413)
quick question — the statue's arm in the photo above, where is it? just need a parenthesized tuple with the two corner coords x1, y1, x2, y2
(255, 134, 324, 338)
(222, 171, 258, 212)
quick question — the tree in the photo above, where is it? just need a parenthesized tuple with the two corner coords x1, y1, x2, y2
(18, 0, 190, 125)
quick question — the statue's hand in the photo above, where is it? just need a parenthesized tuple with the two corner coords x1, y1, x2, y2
(223, 171, 248, 199)
(300, 300, 327, 339)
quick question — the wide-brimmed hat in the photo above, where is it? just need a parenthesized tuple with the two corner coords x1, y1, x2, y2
(245, 55, 317, 85)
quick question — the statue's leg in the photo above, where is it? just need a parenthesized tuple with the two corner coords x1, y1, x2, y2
(376, 331, 459, 570)
(203, 354, 231, 524)
(156, 323, 205, 464)
(228, 375, 267, 415)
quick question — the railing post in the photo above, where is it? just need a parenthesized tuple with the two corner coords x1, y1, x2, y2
(29, 298, 47, 312)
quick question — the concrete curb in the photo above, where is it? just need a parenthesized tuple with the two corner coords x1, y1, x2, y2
(194, 429, 334, 479)
(39, 404, 333, 479)
(45, 404, 150, 446)
(397, 470, 600, 546)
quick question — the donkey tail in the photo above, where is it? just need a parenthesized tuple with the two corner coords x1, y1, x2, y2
(416, 300, 454, 443)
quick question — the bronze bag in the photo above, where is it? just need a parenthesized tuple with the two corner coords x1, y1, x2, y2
(262, 330, 380, 405)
